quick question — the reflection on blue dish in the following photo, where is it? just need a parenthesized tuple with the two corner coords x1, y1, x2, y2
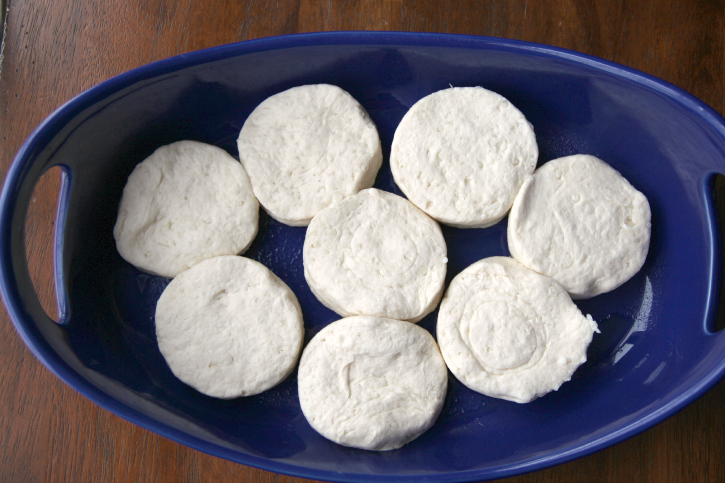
(2, 32, 725, 482)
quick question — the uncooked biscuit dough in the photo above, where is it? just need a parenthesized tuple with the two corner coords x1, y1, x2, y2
(390, 87, 538, 228)
(304, 189, 447, 323)
(237, 84, 383, 226)
(507, 154, 651, 298)
(437, 257, 598, 403)
(113, 140, 259, 278)
(298, 316, 448, 451)
(155, 256, 304, 398)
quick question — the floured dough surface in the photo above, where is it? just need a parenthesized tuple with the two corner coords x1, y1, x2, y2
(304, 189, 447, 322)
(508, 154, 651, 298)
(391, 87, 538, 228)
(437, 257, 598, 403)
(155, 256, 304, 398)
(237, 84, 383, 226)
(298, 316, 448, 451)
(113, 140, 259, 278)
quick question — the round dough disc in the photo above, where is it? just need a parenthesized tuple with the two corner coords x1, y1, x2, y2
(298, 316, 448, 451)
(155, 256, 304, 398)
(437, 257, 598, 403)
(303, 188, 447, 322)
(113, 140, 259, 278)
(237, 84, 383, 226)
(390, 87, 538, 228)
(507, 154, 651, 298)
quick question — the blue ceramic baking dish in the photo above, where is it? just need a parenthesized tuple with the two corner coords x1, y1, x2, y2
(2, 32, 725, 482)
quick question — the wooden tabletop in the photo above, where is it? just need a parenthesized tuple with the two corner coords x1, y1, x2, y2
(2, 1, 724, 481)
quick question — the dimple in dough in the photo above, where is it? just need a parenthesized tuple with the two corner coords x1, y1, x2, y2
(507, 154, 652, 299)
(297, 316, 448, 451)
(390, 87, 538, 228)
(303, 188, 447, 323)
(436, 257, 598, 403)
(237, 84, 383, 226)
(155, 256, 304, 399)
(113, 140, 259, 278)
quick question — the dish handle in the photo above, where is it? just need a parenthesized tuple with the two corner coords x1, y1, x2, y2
(704, 172, 725, 336)
(0, 159, 72, 337)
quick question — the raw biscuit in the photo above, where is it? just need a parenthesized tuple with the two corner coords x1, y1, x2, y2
(507, 154, 651, 298)
(303, 188, 447, 322)
(237, 84, 383, 226)
(297, 316, 448, 451)
(155, 256, 304, 398)
(113, 140, 259, 278)
(391, 87, 538, 228)
(436, 257, 598, 403)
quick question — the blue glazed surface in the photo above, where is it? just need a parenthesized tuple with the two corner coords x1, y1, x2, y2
(2, 32, 725, 482)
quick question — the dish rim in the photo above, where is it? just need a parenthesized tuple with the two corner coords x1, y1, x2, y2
(2, 31, 725, 482)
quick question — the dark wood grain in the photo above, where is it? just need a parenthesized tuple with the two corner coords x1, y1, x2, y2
(2, 1, 724, 481)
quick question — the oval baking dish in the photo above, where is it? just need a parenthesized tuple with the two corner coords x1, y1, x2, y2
(2, 32, 725, 482)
